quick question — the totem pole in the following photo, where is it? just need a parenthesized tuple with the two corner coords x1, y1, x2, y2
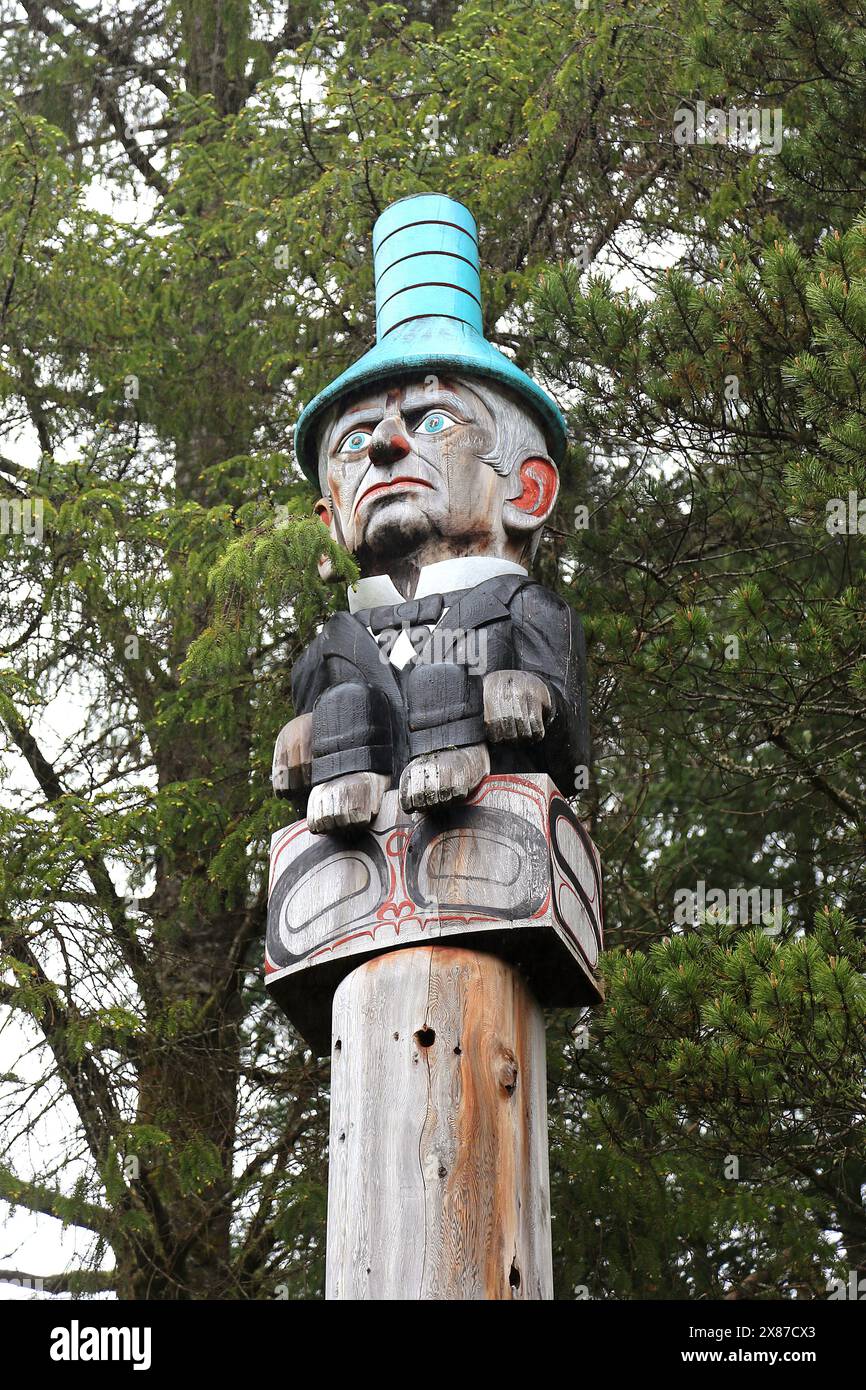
(266, 195, 603, 1300)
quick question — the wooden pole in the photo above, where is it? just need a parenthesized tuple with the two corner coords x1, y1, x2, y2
(325, 944, 553, 1300)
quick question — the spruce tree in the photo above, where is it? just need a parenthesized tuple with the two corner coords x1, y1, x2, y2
(0, 0, 863, 1298)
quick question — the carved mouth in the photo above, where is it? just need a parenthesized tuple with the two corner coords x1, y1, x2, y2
(355, 476, 435, 514)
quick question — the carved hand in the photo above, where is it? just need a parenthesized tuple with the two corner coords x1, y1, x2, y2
(483, 670, 551, 743)
(400, 742, 491, 814)
(307, 771, 390, 834)
(272, 713, 313, 796)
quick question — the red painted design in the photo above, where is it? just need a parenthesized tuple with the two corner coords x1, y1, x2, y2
(512, 457, 558, 517)
(377, 899, 415, 923)
(265, 776, 603, 1005)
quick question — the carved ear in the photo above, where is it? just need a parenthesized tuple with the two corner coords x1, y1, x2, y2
(314, 497, 339, 583)
(502, 456, 560, 541)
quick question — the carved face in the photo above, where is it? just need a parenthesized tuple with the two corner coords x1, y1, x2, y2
(315, 375, 559, 574)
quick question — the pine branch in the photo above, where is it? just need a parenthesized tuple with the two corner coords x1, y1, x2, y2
(201, 881, 268, 1018)
(0, 921, 129, 1164)
(765, 723, 862, 825)
(22, 2, 169, 196)
(235, 1072, 324, 1284)
(0, 116, 40, 335)
(0, 933, 173, 1277)
(51, 2, 173, 97)
(0, 1266, 116, 1295)
(0, 1165, 111, 1236)
(724, 1249, 793, 1300)
(0, 700, 153, 991)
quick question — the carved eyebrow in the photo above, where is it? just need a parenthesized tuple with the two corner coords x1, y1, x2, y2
(327, 412, 380, 452)
(400, 391, 470, 418)
(327, 391, 470, 451)
(336, 414, 378, 434)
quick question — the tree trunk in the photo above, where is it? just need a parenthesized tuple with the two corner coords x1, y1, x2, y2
(326, 945, 553, 1300)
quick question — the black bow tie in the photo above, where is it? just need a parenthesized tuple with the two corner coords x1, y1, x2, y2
(355, 588, 469, 633)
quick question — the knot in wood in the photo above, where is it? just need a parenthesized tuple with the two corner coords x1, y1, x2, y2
(497, 1048, 519, 1096)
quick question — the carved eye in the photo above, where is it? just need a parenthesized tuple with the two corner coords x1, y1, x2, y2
(417, 411, 455, 436)
(341, 429, 371, 453)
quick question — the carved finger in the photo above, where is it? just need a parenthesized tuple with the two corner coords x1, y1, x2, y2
(345, 778, 376, 824)
(313, 784, 346, 833)
(399, 764, 424, 812)
(519, 691, 545, 742)
(420, 760, 444, 808)
(499, 704, 520, 742)
(400, 758, 439, 812)
(458, 742, 491, 796)
(436, 763, 464, 801)
(526, 706, 546, 741)
(305, 787, 329, 834)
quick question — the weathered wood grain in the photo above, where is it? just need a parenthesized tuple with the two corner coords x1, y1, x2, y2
(326, 944, 552, 1300)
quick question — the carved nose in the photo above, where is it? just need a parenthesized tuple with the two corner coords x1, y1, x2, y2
(369, 417, 411, 466)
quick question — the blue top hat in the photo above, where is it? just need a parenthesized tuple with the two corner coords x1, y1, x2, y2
(293, 194, 567, 486)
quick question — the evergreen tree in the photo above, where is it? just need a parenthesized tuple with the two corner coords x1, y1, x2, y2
(0, 0, 863, 1298)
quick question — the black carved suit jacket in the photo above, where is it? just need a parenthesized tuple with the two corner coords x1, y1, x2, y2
(291, 574, 588, 797)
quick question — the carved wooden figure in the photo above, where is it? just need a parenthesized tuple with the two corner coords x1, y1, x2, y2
(265, 194, 603, 1300)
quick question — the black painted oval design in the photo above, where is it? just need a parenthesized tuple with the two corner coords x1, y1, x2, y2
(266, 836, 389, 968)
(405, 806, 548, 918)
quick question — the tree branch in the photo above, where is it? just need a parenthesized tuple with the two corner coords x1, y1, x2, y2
(22, 2, 169, 196)
(0, 701, 152, 989)
(0, 1266, 116, 1295)
(0, 1165, 111, 1236)
(765, 724, 861, 825)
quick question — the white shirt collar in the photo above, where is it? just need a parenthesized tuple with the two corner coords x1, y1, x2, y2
(347, 556, 527, 613)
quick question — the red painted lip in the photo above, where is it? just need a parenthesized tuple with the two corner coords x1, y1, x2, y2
(355, 476, 434, 513)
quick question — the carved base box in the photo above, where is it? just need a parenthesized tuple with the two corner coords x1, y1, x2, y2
(265, 773, 603, 1054)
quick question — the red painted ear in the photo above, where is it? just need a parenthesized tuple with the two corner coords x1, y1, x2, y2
(513, 457, 558, 517)
(314, 498, 333, 528)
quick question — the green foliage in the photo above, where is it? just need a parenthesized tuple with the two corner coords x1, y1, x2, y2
(551, 910, 864, 1297)
(0, 0, 864, 1300)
